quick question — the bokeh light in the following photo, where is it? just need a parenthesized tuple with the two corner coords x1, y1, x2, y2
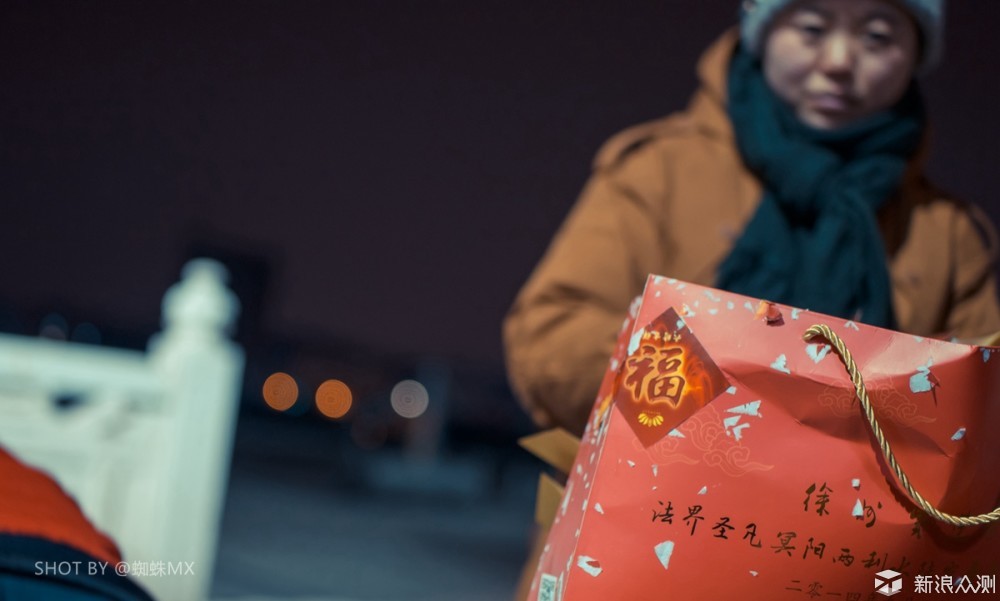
(315, 379, 352, 419)
(39, 313, 68, 340)
(390, 379, 429, 419)
(262, 372, 299, 411)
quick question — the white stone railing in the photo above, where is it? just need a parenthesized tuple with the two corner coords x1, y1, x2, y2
(0, 258, 244, 601)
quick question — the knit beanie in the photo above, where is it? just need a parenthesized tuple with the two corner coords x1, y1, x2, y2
(740, 0, 945, 72)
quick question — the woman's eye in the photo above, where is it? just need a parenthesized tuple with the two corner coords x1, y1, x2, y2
(864, 30, 893, 47)
(798, 23, 826, 38)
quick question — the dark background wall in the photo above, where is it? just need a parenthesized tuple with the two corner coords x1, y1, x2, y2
(1, 1, 999, 418)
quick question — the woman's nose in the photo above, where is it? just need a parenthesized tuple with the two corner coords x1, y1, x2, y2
(817, 33, 855, 76)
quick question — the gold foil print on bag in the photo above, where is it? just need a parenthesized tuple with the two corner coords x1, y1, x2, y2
(614, 307, 730, 447)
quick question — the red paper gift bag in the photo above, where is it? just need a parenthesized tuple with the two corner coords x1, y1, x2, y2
(529, 275, 1000, 600)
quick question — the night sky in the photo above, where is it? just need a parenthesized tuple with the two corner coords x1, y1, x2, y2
(2, 0, 1000, 375)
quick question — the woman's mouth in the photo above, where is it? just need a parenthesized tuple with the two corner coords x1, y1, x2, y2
(807, 92, 856, 113)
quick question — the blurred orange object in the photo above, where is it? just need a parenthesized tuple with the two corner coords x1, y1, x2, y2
(0, 447, 121, 565)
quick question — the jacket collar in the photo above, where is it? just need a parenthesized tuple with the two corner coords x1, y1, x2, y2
(686, 29, 741, 141)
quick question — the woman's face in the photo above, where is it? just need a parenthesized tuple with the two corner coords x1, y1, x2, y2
(763, 0, 920, 130)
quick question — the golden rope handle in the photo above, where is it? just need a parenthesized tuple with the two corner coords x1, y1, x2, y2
(803, 323, 1000, 527)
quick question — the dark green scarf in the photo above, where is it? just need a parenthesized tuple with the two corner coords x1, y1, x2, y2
(716, 49, 926, 328)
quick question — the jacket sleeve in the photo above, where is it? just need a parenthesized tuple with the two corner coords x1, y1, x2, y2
(503, 160, 667, 436)
(946, 205, 1000, 339)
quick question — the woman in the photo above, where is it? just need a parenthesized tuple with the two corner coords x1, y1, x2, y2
(503, 0, 1000, 436)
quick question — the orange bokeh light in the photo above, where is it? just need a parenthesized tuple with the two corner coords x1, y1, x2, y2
(263, 372, 299, 411)
(315, 379, 353, 419)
